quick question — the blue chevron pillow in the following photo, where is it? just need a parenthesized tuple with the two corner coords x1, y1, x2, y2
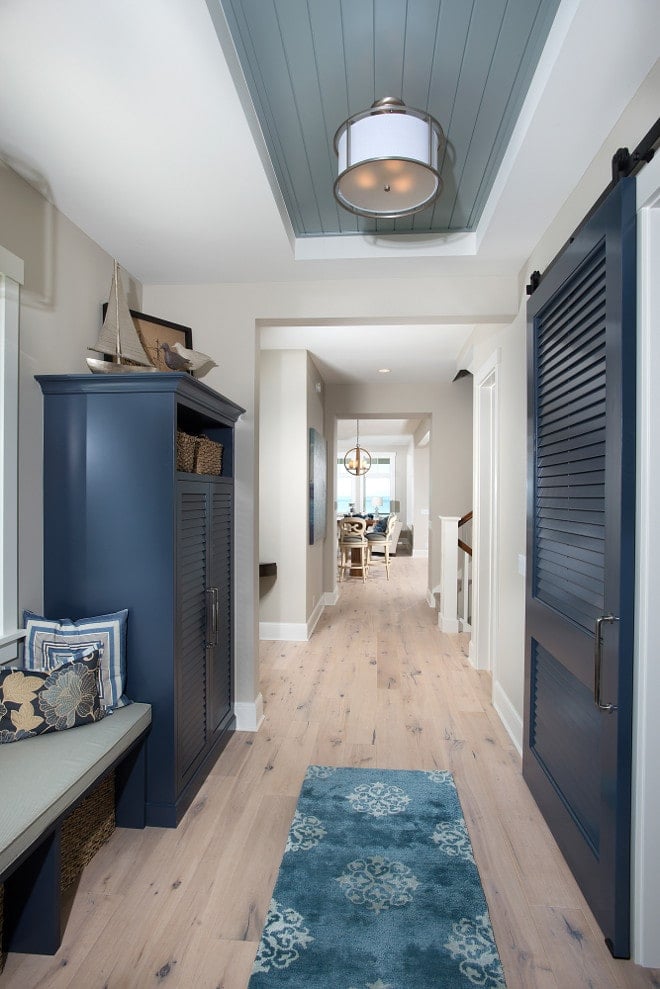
(23, 609, 129, 710)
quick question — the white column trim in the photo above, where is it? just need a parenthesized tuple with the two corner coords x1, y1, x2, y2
(234, 694, 264, 732)
(631, 155, 660, 967)
(0, 248, 23, 657)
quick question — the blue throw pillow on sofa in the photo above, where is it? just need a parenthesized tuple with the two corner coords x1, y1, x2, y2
(23, 609, 129, 711)
(373, 515, 389, 533)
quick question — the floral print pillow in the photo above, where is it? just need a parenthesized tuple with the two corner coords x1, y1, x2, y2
(0, 647, 104, 744)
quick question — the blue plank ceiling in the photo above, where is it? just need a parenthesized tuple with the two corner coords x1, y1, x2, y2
(210, 0, 560, 238)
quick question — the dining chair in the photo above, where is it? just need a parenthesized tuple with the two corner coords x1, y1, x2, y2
(365, 513, 398, 579)
(337, 516, 369, 582)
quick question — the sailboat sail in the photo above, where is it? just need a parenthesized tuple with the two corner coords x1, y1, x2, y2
(90, 262, 153, 366)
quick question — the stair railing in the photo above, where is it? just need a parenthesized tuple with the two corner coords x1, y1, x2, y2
(437, 512, 473, 634)
(457, 511, 472, 632)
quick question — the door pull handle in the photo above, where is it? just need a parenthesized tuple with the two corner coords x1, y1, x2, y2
(206, 588, 215, 648)
(212, 587, 219, 647)
(594, 614, 618, 712)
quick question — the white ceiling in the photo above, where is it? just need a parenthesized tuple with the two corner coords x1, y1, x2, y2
(0, 0, 657, 386)
(260, 322, 474, 385)
(336, 418, 423, 443)
(1, 0, 657, 283)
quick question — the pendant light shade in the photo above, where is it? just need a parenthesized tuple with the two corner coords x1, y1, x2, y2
(334, 97, 444, 219)
(343, 420, 371, 476)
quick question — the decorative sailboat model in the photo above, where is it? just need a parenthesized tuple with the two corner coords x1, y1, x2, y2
(87, 260, 159, 374)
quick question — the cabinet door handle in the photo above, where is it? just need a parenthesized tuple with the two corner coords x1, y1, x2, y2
(212, 587, 219, 647)
(206, 588, 216, 648)
(594, 614, 618, 712)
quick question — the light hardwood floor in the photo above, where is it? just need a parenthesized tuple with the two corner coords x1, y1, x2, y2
(3, 557, 659, 988)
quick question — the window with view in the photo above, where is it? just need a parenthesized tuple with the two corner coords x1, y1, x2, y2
(336, 453, 395, 515)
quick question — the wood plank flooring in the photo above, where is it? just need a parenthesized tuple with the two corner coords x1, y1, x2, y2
(3, 557, 659, 987)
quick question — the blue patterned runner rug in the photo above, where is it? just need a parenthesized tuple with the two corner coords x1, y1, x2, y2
(249, 766, 507, 988)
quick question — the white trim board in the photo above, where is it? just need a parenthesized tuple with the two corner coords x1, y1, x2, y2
(632, 153, 660, 968)
(234, 694, 264, 732)
(259, 595, 332, 642)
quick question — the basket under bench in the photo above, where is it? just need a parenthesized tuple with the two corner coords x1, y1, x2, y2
(0, 702, 151, 959)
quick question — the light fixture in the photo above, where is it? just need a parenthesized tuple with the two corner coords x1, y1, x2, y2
(378, 367, 391, 374)
(333, 97, 444, 219)
(372, 496, 383, 519)
(343, 420, 372, 476)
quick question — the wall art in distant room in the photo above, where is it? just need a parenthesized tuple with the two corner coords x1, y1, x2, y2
(309, 428, 327, 545)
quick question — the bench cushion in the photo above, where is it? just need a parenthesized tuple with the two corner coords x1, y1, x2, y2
(0, 702, 151, 879)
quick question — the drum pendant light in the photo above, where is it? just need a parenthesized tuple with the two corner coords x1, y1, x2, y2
(334, 97, 444, 219)
(343, 420, 372, 476)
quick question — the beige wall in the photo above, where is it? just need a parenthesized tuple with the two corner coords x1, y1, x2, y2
(0, 161, 141, 621)
(325, 378, 473, 595)
(468, 57, 660, 743)
(257, 348, 326, 631)
(306, 354, 325, 620)
(258, 349, 308, 626)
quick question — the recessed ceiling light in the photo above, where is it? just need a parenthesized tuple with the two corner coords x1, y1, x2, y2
(378, 367, 391, 374)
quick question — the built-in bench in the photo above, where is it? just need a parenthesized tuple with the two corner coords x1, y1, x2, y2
(0, 702, 151, 956)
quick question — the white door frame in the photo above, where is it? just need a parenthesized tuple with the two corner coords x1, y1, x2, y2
(471, 349, 500, 678)
(632, 153, 660, 968)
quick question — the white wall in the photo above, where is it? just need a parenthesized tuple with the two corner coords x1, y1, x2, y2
(258, 349, 308, 627)
(306, 355, 325, 621)
(0, 161, 142, 623)
(466, 58, 660, 966)
(632, 148, 660, 970)
(258, 347, 326, 637)
(326, 378, 473, 597)
(144, 276, 515, 713)
(412, 443, 430, 557)
(470, 57, 660, 742)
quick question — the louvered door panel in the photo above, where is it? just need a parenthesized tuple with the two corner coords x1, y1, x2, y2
(524, 178, 636, 958)
(209, 484, 232, 733)
(177, 485, 208, 784)
(534, 241, 606, 633)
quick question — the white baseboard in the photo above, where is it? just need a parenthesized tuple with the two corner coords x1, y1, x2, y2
(425, 588, 437, 609)
(306, 597, 325, 638)
(259, 621, 308, 641)
(259, 595, 333, 642)
(234, 693, 264, 732)
(492, 680, 523, 756)
(438, 615, 460, 633)
(468, 638, 476, 668)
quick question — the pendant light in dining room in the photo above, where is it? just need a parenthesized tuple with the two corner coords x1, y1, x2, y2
(344, 420, 371, 476)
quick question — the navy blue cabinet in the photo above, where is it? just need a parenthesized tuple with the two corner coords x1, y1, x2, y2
(37, 373, 245, 827)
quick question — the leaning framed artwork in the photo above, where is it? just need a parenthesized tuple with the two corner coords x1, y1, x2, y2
(309, 428, 327, 545)
(102, 306, 192, 372)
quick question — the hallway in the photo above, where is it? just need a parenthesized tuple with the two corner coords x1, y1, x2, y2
(3, 558, 659, 987)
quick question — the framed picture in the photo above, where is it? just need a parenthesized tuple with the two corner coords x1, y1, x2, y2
(309, 428, 327, 545)
(102, 305, 193, 372)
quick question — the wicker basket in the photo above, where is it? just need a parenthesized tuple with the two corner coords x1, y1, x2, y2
(194, 436, 223, 476)
(0, 775, 114, 965)
(176, 430, 197, 472)
(60, 773, 116, 891)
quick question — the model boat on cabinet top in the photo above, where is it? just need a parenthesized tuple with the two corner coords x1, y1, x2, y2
(87, 261, 158, 374)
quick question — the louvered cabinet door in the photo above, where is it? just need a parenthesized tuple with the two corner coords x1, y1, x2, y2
(208, 482, 233, 734)
(523, 178, 636, 958)
(176, 481, 209, 787)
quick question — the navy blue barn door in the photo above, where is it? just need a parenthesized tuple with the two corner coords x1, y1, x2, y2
(523, 178, 636, 958)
